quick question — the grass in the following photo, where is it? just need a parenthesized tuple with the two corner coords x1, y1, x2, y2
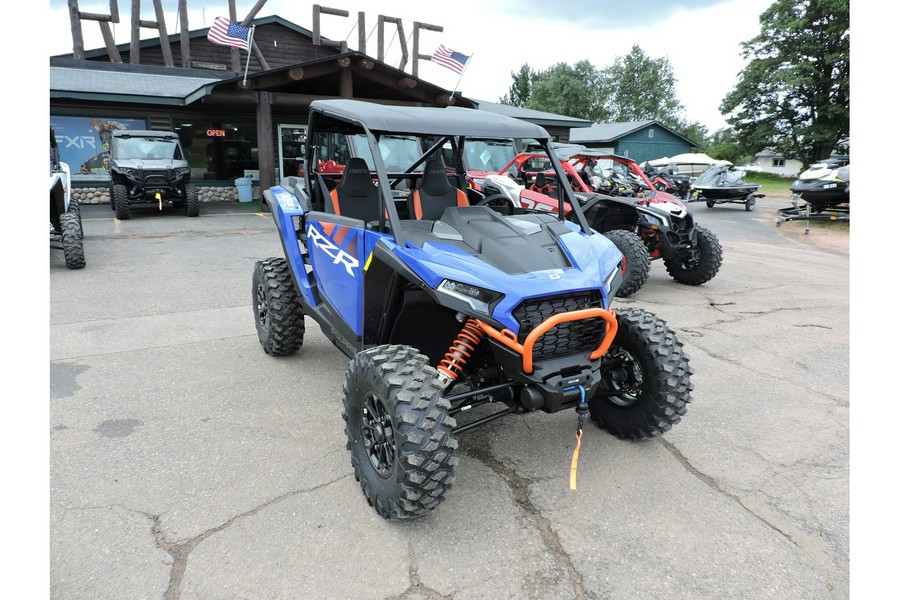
(743, 171, 794, 196)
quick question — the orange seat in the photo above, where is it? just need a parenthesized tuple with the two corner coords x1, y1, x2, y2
(411, 157, 468, 220)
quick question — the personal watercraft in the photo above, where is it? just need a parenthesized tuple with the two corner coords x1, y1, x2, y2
(789, 160, 849, 211)
(691, 165, 761, 211)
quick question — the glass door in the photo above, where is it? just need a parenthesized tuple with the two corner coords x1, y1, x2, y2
(277, 124, 307, 183)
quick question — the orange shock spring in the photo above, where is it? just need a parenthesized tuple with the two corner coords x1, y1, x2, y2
(436, 319, 486, 386)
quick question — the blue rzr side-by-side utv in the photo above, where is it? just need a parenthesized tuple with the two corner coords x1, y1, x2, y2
(253, 99, 693, 520)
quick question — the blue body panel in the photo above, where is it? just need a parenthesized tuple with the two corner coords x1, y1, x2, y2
(305, 220, 386, 335)
(392, 226, 620, 334)
(269, 185, 621, 338)
(268, 186, 319, 307)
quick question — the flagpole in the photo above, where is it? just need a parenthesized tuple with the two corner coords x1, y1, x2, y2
(450, 53, 471, 98)
(242, 25, 256, 86)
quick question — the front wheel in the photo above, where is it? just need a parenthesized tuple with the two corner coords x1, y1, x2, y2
(252, 258, 305, 355)
(663, 225, 723, 286)
(603, 229, 650, 298)
(185, 184, 200, 217)
(343, 345, 458, 520)
(590, 308, 693, 440)
(113, 184, 129, 220)
(59, 210, 85, 269)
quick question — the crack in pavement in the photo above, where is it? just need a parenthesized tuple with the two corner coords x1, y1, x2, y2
(385, 542, 451, 600)
(462, 432, 589, 600)
(659, 437, 841, 581)
(140, 474, 349, 600)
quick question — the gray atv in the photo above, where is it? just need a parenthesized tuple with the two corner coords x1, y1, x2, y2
(109, 130, 199, 219)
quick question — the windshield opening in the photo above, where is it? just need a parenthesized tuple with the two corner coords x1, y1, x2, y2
(115, 137, 181, 160)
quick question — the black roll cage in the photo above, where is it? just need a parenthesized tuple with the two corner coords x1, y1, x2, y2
(303, 100, 593, 246)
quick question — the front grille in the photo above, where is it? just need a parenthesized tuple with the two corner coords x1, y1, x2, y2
(670, 212, 693, 233)
(512, 291, 606, 361)
(143, 171, 171, 187)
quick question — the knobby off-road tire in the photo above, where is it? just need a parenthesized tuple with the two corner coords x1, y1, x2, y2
(59, 210, 86, 269)
(252, 258, 305, 355)
(343, 345, 458, 520)
(663, 224, 723, 286)
(113, 184, 129, 220)
(604, 229, 650, 298)
(185, 184, 200, 217)
(590, 307, 693, 440)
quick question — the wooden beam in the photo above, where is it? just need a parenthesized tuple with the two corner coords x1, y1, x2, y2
(256, 91, 275, 210)
(313, 5, 350, 51)
(178, 0, 190, 68)
(339, 69, 352, 98)
(68, 0, 122, 60)
(98, 21, 122, 63)
(240, 61, 348, 90)
(412, 21, 443, 77)
(151, 0, 175, 67)
(377, 15, 409, 68)
(241, 0, 271, 71)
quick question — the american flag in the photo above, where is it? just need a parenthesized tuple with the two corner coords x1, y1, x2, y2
(207, 17, 253, 51)
(432, 44, 470, 74)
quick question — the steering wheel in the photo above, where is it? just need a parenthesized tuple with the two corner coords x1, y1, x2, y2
(477, 194, 516, 211)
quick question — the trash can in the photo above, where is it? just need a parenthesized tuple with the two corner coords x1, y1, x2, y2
(235, 177, 252, 203)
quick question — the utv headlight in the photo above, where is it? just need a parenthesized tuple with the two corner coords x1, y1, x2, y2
(641, 211, 669, 228)
(603, 260, 623, 297)
(438, 280, 503, 314)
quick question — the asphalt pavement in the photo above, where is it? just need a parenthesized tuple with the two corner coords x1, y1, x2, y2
(48, 197, 849, 599)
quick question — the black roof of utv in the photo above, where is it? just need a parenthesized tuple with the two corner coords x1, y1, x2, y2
(308, 99, 552, 139)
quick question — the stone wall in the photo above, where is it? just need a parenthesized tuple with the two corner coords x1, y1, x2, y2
(72, 185, 258, 204)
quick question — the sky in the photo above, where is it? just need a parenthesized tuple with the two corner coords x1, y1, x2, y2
(46, 0, 777, 132)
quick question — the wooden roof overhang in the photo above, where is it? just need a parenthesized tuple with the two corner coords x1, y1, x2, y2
(200, 51, 476, 109)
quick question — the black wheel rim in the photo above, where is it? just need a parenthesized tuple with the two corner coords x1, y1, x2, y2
(361, 392, 396, 477)
(602, 347, 643, 407)
(255, 282, 269, 331)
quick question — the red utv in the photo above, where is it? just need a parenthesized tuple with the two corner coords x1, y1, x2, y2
(477, 147, 722, 297)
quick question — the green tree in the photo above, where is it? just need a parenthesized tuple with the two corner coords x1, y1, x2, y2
(703, 128, 753, 165)
(602, 45, 684, 127)
(719, 0, 849, 167)
(528, 60, 611, 123)
(499, 64, 534, 107)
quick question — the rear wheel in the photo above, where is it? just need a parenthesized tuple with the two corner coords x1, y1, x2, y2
(745, 196, 756, 211)
(663, 225, 723, 286)
(590, 308, 692, 439)
(185, 184, 200, 217)
(252, 258, 305, 355)
(706, 199, 716, 208)
(604, 229, 650, 298)
(113, 184, 129, 220)
(342, 345, 457, 520)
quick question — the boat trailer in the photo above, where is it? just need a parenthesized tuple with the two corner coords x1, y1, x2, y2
(776, 194, 849, 232)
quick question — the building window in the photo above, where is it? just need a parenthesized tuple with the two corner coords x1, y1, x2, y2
(173, 119, 258, 182)
(50, 115, 148, 181)
(648, 128, 655, 138)
(773, 158, 785, 167)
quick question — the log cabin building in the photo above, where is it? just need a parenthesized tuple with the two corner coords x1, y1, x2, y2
(50, 13, 589, 204)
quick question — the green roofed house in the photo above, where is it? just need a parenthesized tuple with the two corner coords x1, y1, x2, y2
(569, 120, 698, 165)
